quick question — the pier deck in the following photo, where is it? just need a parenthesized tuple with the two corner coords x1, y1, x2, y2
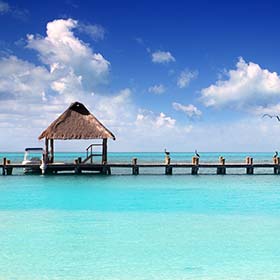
(1, 161, 280, 175)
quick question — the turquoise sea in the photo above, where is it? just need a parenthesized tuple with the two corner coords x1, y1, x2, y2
(1, 152, 280, 280)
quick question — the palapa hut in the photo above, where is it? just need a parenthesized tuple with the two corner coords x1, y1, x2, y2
(38, 102, 115, 164)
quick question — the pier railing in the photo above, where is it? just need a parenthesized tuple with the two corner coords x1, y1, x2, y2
(84, 143, 103, 163)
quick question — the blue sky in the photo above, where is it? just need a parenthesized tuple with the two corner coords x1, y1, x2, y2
(1, 0, 280, 152)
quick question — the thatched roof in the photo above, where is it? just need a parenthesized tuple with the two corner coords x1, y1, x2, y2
(38, 102, 116, 140)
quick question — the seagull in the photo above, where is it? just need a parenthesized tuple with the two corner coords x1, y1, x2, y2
(262, 114, 280, 122)
(195, 149, 200, 158)
(164, 148, 170, 156)
(274, 151, 278, 158)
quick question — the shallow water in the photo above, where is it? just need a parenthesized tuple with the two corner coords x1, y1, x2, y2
(0, 153, 280, 279)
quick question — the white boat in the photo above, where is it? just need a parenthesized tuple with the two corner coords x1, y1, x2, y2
(22, 148, 44, 173)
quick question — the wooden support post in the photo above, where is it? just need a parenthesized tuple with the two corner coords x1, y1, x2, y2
(132, 158, 139, 175)
(246, 157, 254, 174)
(191, 166, 198, 175)
(2, 157, 6, 176)
(102, 138, 108, 164)
(50, 139, 54, 163)
(45, 138, 49, 163)
(101, 166, 111, 175)
(165, 165, 173, 175)
(40, 154, 47, 175)
(74, 167, 81, 174)
(191, 156, 199, 175)
(217, 156, 226, 175)
(6, 159, 12, 175)
(74, 158, 81, 174)
(273, 157, 280, 174)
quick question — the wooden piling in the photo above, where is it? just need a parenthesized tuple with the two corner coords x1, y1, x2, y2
(132, 158, 139, 175)
(74, 167, 81, 174)
(165, 165, 173, 175)
(246, 157, 254, 174)
(6, 159, 13, 175)
(74, 158, 81, 174)
(102, 138, 108, 164)
(2, 157, 6, 175)
(50, 139, 54, 163)
(101, 166, 111, 175)
(45, 138, 49, 163)
(191, 156, 199, 175)
(217, 156, 226, 175)
(273, 157, 280, 174)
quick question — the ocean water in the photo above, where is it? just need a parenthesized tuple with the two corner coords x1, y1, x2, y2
(0, 151, 277, 164)
(1, 153, 280, 279)
(0, 151, 278, 175)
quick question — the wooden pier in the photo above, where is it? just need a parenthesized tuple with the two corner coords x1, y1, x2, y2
(1, 156, 280, 176)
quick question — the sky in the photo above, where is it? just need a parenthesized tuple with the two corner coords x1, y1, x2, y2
(1, 0, 280, 152)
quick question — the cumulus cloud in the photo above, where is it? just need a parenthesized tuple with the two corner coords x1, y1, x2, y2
(148, 84, 166, 94)
(201, 57, 280, 110)
(27, 18, 110, 87)
(77, 22, 105, 41)
(136, 110, 176, 128)
(177, 69, 198, 88)
(151, 50, 175, 64)
(172, 102, 202, 118)
(0, 18, 113, 134)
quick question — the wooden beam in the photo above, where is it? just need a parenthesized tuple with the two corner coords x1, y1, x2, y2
(102, 138, 107, 164)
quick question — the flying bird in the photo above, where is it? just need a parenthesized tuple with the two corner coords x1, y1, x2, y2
(262, 114, 280, 122)
(195, 149, 200, 158)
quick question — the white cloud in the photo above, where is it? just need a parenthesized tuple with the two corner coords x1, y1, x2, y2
(148, 84, 166, 94)
(0, 0, 9, 13)
(0, 18, 205, 152)
(136, 110, 176, 128)
(0, 56, 50, 101)
(0, 18, 113, 133)
(201, 57, 280, 109)
(156, 112, 176, 128)
(177, 69, 198, 88)
(27, 18, 110, 87)
(78, 22, 105, 41)
(151, 50, 175, 64)
(172, 102, 202, 118)
(0, 0, 28, 20)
